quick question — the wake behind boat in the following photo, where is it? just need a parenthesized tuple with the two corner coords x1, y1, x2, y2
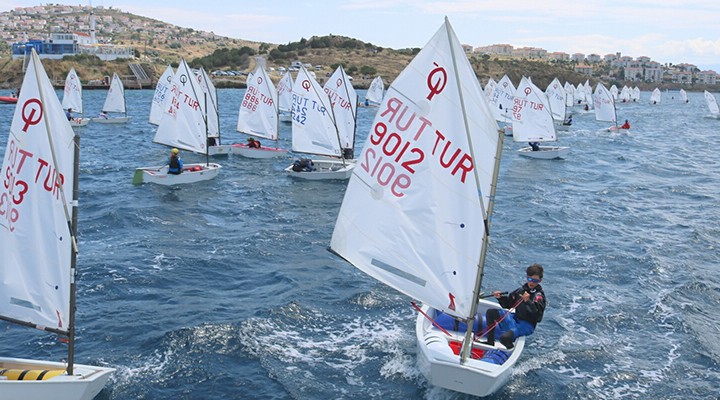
(0, 48, 114, 399)
(329, 18, 525, 397)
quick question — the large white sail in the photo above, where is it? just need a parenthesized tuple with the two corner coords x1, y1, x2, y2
(149, 65, 174, 125)
(618, 86, 631, 103)
(61, 67, 84, 113)
(564, 82, 575, 107)
(631, 86, 641, 102)
(153, 59, 208, 153)
(330, 19, 499, 319)
(101, 72, 126, 114)
(592, 83, 617, 123)
(511, 76, 557, 143)
(679, 89, 688, 102)
(195, 66, 219, 138)
(365, 75, 384, 105)
(323, 65, 357, 151)
(545, 77, 566, 122)
(277, 70, 294, 114)
(705, 91, 719, 115)
(237, 65, 279, 140)
(290, 64, 340, 158)
(0, 49, 76, 331)
(489, 74, 515, 122)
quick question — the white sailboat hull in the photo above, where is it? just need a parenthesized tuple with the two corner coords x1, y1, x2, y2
(208, 145, 232, 156)
(0, 357, 115, 400)
(284, 159, 355, 180)
(133, 163, 221, 185)
(69, 118, 90, 127)
(90, 116, 130, 124)
(231, 144, 288, 158)
(518, 146, 569, 159)
(415, 302, 526, 397)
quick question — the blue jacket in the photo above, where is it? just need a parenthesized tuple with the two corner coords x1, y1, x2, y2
(168, 155, 183, 174)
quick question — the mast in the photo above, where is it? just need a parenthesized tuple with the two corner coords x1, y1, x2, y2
(67, 133, 80, 375)
(442, 16, 506, 363)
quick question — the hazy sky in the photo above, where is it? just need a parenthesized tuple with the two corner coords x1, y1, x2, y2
(6, 1, 720, 70)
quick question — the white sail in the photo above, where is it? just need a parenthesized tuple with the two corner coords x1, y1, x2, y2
(618, 85, 631, 103)
(290, 64, 340, 158)
(679, 89, 688, 102)
(237, 65, 279, 140)
(330, 19, 499, 319)
(592, 83, 617, 123)
(705, 91, 719, 115)
(61, 67, 84, 113)
(564, 82, 575, 107)
(631, 86, 641, 102)
(511, 76, 557, 143)
(484, 78, 496, 98)
(277, 70, 294, 114)
(195, 66, 220, 138)
(650, 88, 662, 104)
(101, 72, 126, 114)
(583, 80, 594, 109)
(149, 65, 174, 125)
(365, 75, 384, 105)
(323, 65, 358, 151)
(610, 84, 619, 100)
(489, 75, 515, 123)
(153, 59, 208, 154)
(545, 77, 566, 122)
(0, 49, 76, 331)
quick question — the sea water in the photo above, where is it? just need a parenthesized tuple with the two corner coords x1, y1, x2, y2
(0, 88, 718, 399)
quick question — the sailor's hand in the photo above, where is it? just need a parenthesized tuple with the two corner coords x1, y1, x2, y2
(521, 292, 530, 302)
(493, 291, 502, 298)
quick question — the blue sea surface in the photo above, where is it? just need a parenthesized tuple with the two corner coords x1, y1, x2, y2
(1, 87, 719, 399)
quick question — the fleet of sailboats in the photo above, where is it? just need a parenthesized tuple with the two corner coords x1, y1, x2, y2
(0, 48, 115, 399)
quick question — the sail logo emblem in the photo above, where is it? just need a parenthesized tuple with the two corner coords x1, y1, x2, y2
(301, 80, 311, 92)
(524, 87, 532, 96)
(426, 62, 447, 101)
(179, 74, 188, 86)
(21, 99, 43, 132)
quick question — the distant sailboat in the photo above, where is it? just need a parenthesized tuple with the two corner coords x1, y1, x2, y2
(232, 64, 288, 158)
(61, 67, 90, 127)
(650, 88, 662, 104)
(363, 75, 384, 106)
(149, 65, 174, 126)
(512, 76, 569, 159)
(489, 74, 515, 134)
(593, 83, 626, 132)
(91, 72, 130, 123)
(545, 77, 571, 131)
(277, 70, 294, 123)
(704, 90, 720, 119)
(679, 88, 688, 103)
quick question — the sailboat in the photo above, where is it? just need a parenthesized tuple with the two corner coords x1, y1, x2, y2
(195, 66, 229, 156)
(489, 75, 515, 135)
(650, 87, 662, 104)
(512, 76, 569, 159)
(277, 70, 294, 123)
(133, 59, 222, 185)
(545, 77, 571, 132)
(329, 18, 525, 397)
(91, 72, 130, 123)
(61, 67, 90, 127)
(149, 65, 174, 126)
(284, 64, 354, 180)
(232, 64, 288, 158)
(363, 75, 384, 107)
(679, 88, 688, 103)
(0, 48, 115, 399)
(323, 64, 358, 159)
(704, 90, 720, 119)
(593, 83, 625, 132)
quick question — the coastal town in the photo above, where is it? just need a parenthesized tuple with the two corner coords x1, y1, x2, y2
(0, 4, 717, 88)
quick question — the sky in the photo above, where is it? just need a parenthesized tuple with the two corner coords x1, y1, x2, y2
(5, 1, 720, 71)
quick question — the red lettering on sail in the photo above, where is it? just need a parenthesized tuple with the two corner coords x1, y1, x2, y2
(448, 293, 456, 311)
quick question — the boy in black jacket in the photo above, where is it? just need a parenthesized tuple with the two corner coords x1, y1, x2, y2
(484, 263, 546, 349)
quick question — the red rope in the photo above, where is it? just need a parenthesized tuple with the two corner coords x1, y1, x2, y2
(473, 297, 524, 341)
(411, 301, 451, 336)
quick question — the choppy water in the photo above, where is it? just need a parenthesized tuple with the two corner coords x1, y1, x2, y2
(1, 88, 719, 399)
